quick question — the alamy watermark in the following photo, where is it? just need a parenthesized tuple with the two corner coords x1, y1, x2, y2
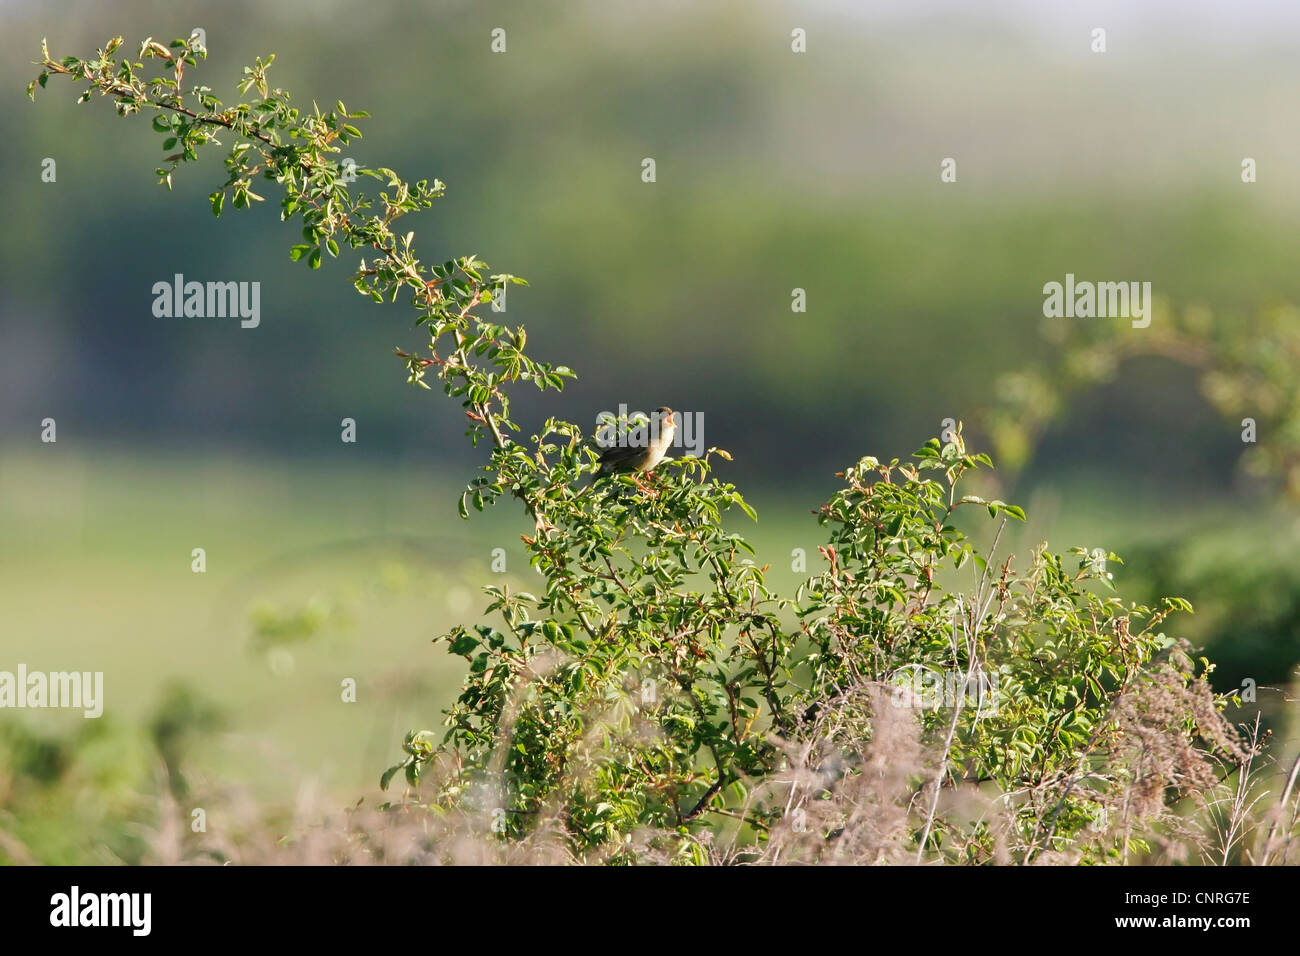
(0, 665, 103, 718)
(890, 664, 1000, 716)
(152, 273, 260, 328)
(50, 886, 150, 936)
(1042, 273, 1151, 328)
(595, 404, 705, 458)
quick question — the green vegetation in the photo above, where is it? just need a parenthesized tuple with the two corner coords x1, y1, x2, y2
(20, 34, 1295, 865)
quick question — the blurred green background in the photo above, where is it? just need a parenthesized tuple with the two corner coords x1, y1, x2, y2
(2, 0, 1299, 862)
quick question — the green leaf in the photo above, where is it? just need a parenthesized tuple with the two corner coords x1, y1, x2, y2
(448, 633, 478, 656)
(380, 760, 408, 791)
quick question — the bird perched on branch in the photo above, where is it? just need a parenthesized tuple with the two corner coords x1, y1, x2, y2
(597, 406, 676, 492)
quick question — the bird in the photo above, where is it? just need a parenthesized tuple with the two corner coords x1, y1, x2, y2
(596, 406, 676, 492)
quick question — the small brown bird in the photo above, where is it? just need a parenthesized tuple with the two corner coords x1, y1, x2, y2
(597, 406, 676, 491)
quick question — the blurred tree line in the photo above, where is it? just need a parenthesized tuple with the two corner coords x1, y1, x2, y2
(5, 0, 1300, 488)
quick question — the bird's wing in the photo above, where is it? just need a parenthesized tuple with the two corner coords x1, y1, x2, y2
(598, 444, 642, 471)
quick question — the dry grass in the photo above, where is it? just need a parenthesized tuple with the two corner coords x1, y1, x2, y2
(113, 676, 1299, 867)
